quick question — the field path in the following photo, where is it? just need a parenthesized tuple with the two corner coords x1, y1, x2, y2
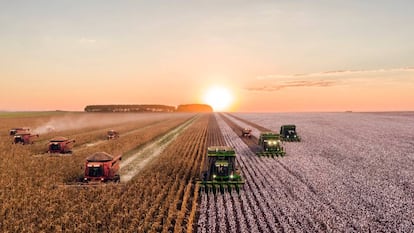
(120, 116, 198, 182)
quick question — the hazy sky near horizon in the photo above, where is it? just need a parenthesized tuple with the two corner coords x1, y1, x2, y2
(1, 1, 414, 112)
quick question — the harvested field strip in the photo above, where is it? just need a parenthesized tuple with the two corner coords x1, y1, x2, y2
(220, 114, 260, 152)
(228, 113, 268, 132)
(205, 113, 227, 146)
(120, 115, 198, 182)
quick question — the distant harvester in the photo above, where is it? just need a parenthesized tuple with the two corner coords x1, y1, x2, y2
(48, 137, 75, 154)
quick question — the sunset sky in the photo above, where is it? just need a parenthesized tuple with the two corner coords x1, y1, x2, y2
(1, 1, 413, 112)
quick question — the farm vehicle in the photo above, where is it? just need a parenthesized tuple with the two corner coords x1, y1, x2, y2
(9, 127, 30, 136)
(280, 125, 300, 142)
(83, 152, 122, 184)
(106, 130, 119, 140)
(241, 128, 252, 138)
(13, 132, 39, 144)
(48, 137, 75, 154)
(256, 132, 285, 157)
(199, 146, 244, 194)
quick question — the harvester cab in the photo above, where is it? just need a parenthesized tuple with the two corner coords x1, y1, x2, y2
(257, 132, 285, 157)
(106, 130, 119, 140)
(13, 132, 39, 144)
(241, 128, 252, 137)
(199, 146, 244, 194)
(9, 127, 30, 136)
(83, 152, 121, 183)
(48, 137, 75, 154)
(280, 125, 300, 142)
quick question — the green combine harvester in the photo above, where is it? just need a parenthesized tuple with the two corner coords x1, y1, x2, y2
(280, 125, 301, 142)
(199, 146, 244, 194)
(256, 132, 286, 157)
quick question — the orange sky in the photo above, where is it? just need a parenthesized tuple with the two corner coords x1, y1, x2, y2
(1, 1, 414, 112)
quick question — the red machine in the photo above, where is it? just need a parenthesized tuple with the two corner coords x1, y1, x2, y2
(83, 152, 122, 183)
(13, 132, 39, 144)
(10, 127, 30, 136)
(241, 128, 252, 138)
(106, 130, 119, 140)
(48, 137, 75, 154)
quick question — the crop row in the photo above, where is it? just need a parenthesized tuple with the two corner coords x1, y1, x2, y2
(199, 112, 398, 232)
(218, 112, 414, 232)
(0, 113, 206, 232)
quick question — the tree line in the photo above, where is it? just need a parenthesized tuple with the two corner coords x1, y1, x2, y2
(84, 104, 212, 113)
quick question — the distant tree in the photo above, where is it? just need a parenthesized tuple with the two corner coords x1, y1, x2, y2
(176, 104, 213, 112)
(84, 105, 175, 112)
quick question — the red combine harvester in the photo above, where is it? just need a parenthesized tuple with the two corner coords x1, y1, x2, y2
(241, 128, 252, 138)
(9, 127, 30, 136)
(106, 130, 119, 140)
(13, 132, 39, 144)
(83, 152, 122, 183)
(48, 137, 75, 154)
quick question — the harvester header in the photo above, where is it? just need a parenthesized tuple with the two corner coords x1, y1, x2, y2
(207, 146, 236, 156)
(9, 127, 30, 136)
(13, 132, 39, 145)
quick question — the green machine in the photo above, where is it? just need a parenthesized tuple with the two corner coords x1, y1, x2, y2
(199, 146, 244, 194)
(257, 132, 286, 157)
(280, 125, 301, 142)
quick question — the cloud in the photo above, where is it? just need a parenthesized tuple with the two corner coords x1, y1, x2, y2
(247, 67, 414, 92)
(256, 67, 414, 80)
(246, 80, 336, 91)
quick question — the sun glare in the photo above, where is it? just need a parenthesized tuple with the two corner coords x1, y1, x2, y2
(203, 86, 233, 112)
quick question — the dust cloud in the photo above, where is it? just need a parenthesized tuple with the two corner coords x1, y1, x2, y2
(32, 113, 173, 135)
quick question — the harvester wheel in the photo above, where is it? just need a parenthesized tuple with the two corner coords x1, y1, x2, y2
(114, 174, 120, 183)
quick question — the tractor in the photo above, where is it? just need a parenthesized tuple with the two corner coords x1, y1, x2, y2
(256, 132, 285, 157)
(9, 127, 30, 136)
(83, 152, 121, 183)
(13, 132, 39, 144)
(106, 130, 119, 140)
(280, 125, 301, 142)
(241, 128, 252, 138)
(199, 146, 244, 194)
(48, 137, 75, 154)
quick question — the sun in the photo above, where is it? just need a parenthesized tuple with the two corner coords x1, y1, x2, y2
(203, 86, 233, 112)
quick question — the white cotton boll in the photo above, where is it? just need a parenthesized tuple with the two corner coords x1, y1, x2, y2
(196, 112, 414, 232)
